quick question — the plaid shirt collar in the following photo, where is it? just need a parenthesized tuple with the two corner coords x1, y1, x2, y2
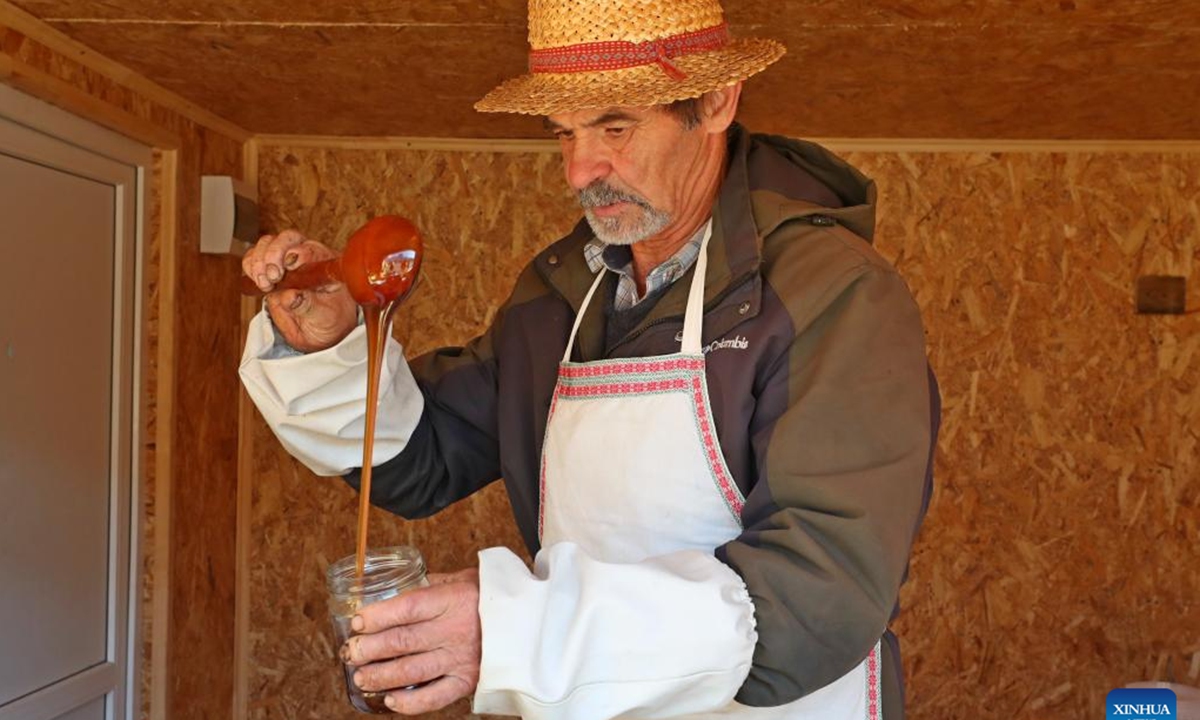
(583, 220, 711, 311)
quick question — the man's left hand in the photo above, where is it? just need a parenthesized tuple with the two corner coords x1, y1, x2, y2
(341, 568, 482, 714)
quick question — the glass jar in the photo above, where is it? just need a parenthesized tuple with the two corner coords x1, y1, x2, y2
(326, 545, 429, 713)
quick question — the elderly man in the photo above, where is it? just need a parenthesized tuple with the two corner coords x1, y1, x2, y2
(240, 0, 940, 717)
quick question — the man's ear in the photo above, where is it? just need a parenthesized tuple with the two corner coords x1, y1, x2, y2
(700, 82, 743, 133)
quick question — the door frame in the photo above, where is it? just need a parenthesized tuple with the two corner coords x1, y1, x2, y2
(0, 83, 150, 720)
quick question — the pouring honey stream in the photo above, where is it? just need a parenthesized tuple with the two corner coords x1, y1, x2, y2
(243, 216, 423, 579)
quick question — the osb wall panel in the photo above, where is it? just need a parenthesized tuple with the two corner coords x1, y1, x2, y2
(250, 147, 577, 719)
(847, 149, 1200, 718)
(139, 149, 164, 720)
(252, 143, 1199, 720)
(15, 0, 1200, 139)
(169, 126, 244, 720)
(1, 24, 246, 720)
(37, 17, 1200, 140)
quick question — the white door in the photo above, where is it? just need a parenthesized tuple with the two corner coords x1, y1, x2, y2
(0, 89, 143, 720)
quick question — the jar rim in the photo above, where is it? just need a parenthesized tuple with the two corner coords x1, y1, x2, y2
(326, 545, 426, 597)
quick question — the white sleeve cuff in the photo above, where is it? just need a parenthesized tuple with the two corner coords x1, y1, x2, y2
(472, 543, 757, 720)
(238, 309, 424, 476)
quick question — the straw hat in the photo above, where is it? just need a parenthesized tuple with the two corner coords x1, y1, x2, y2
(475, 0, 786, 115)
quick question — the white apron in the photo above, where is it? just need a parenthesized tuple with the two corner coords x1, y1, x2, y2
(538, 225, 883, 720)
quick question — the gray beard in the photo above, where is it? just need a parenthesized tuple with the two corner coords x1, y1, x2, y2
(584, 208, 672, 246)
(578, 181, 672, 246)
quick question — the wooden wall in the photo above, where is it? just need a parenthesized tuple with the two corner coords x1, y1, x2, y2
(1, 7, 249, 720)
(249, 139, 1200, 720)
(852, 149, 1200, 717)
(20, 0, 1200, 141)
(245, 145, 575, 719)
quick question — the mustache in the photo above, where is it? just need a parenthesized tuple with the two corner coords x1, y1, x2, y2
(577, 181, 651, 210)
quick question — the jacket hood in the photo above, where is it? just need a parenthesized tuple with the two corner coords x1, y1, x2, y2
(739, 127, 878, 243)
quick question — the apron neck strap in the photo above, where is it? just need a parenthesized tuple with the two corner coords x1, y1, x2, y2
(680, 222, 713, 354)
(562, 220, 714, 364)
(563, 266, 608, 364)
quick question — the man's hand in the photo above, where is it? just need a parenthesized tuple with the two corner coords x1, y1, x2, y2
(341, 569, 482, 714)
(243, 230, 358, 353)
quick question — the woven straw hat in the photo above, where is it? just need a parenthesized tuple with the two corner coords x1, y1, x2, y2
(476, 0, 785, 115)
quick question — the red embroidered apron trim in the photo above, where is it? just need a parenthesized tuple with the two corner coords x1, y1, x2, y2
(559, 357, 705, 379)
(867, 641, 882, 720)
(689, 374, 744, 518)
(557, 377, 690, 397)
(529, 23, 730, 81)
(537, 389, 562, 544)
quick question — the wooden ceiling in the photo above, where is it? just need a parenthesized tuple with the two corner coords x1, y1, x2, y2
(10, 0, 1200, 140)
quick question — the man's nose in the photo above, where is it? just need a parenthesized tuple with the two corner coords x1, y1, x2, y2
(564, 136, 612, 190)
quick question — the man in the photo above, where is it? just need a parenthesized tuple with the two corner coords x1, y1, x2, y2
(240, 0, 939, 717)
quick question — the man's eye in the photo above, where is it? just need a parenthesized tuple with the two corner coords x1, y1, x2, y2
(554, 130, 574, 141)
(605, 126, 628, 137)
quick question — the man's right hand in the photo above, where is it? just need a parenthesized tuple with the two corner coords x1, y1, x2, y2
(243, 230, 359, 353)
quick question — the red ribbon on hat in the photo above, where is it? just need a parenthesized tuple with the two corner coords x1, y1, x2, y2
(529, 23, 729, 81)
